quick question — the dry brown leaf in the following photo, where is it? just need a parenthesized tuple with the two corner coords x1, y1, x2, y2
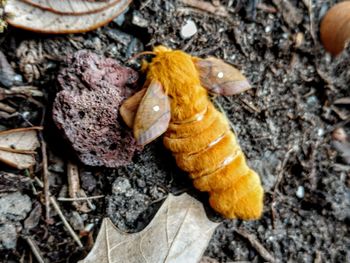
(0, 127, 42, 169)
(5, 0, 131, 34)
(79, 193, 219, 263)
(22, 0, 121, 15)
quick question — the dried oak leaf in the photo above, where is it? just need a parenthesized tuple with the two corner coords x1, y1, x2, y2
(79, 193, 219, 263)
(0, 127, 42, 169)
(5, 0, 131, 34)
(53, 50, 141, 167)
(21, 0, 121, 15)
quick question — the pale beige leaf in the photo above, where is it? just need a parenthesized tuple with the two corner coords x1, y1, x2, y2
(0, 151, 36, 169)
(5, 0, 131, 34)
(79, 193, 219, 263)
(0, 127, 42, 169)
(22, 0, 121, 15)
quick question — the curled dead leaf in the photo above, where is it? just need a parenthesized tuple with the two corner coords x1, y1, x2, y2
(79, 193, 219, 263)
(5, 0, 131, 34)
(21, 0, 122, 15)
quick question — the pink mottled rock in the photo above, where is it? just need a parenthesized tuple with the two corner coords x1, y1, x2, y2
(53, 50, 141, 167)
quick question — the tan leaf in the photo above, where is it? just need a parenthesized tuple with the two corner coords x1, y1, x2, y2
(0, 126, 42, 169)
(5, 0, 131, 34)
(21, 0, 121, 15)
(79, 193, 219, 263)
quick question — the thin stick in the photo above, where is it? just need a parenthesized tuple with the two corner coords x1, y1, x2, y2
(181, 0, 229, 17)
(25, 237, 45, 263)
(236, 229, 276, 263)
(0, 146, 36, 154)
(271, 145, 298, 228)
(34, 177, 83, 248)
(34, 176, 44, 188)
(79, 189, 96, 210)
(40, 139, 50, 222)
(126, 51, 156, 63)
(50, 196, 83, 248)
(57, 195, 104, 201)
(67, 161, 80, 200)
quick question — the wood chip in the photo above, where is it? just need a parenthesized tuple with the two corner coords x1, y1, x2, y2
(236, 229, 276, 263)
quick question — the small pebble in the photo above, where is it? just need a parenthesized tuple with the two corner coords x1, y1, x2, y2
(132, 11, 149, 28)
(317, 128, 325, 137)
(265, 26, 272, 33)
(0, 192, 31, 222)
(180, 19, 197, 39)
(296, 186, 305, 199)
(0, 223, 17, 249)
(69, 211, 85, 231)
(294, 32, 304, 48)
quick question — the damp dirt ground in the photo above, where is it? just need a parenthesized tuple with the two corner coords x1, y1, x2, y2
(0, 0, 349, 262)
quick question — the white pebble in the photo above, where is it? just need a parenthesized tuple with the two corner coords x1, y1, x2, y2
(180, 20, 197, 39)
(265, 26, 272, 33)
(296, 186, 305, 199)
(317, 128, 324, 137)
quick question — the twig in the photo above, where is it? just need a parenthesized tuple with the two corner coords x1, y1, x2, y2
(0, 146, 36, 154)
(140, 0, 152, 10)
(271, 145, 298, 228)
(302, 0, 317, 45)
(34, 176, 43, 188)
(57, 195, 105, 201)
(67, 161, 80, 202)
(0, 102, 16, 113)
(79, 189, 96, 210)
(50, 196, 83, 248)
(308, 138, 321, 190)
(25, 236, 46, 263)
(239, 98, 261, 113)
(181, 0, 229, 17)
(34, 177, 83, 248)
(40, 138, 50, 223)
(67, 162, 94, 211)
(236, 229, 276, 263)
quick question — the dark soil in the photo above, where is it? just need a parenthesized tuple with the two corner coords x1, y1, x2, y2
(1, 0, 350, 262)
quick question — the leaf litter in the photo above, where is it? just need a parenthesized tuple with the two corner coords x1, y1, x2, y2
(0, 126, 42, 169)
(79, 194, 219, 263)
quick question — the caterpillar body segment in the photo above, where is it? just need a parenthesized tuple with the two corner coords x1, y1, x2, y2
(164, 100, 263, 219)
(121, 45, 264, 220)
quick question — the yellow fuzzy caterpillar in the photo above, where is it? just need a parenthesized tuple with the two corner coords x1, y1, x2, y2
(120, 46, 263, 220)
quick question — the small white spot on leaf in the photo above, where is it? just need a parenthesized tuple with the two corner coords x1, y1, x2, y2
(217, 72, 224, 78)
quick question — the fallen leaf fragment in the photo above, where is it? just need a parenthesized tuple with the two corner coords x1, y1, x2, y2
(22, 0, 121, 15)
(79, 193, 219, 263)
(0, 126, 42, 169)
(5, 0, 131, 34)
